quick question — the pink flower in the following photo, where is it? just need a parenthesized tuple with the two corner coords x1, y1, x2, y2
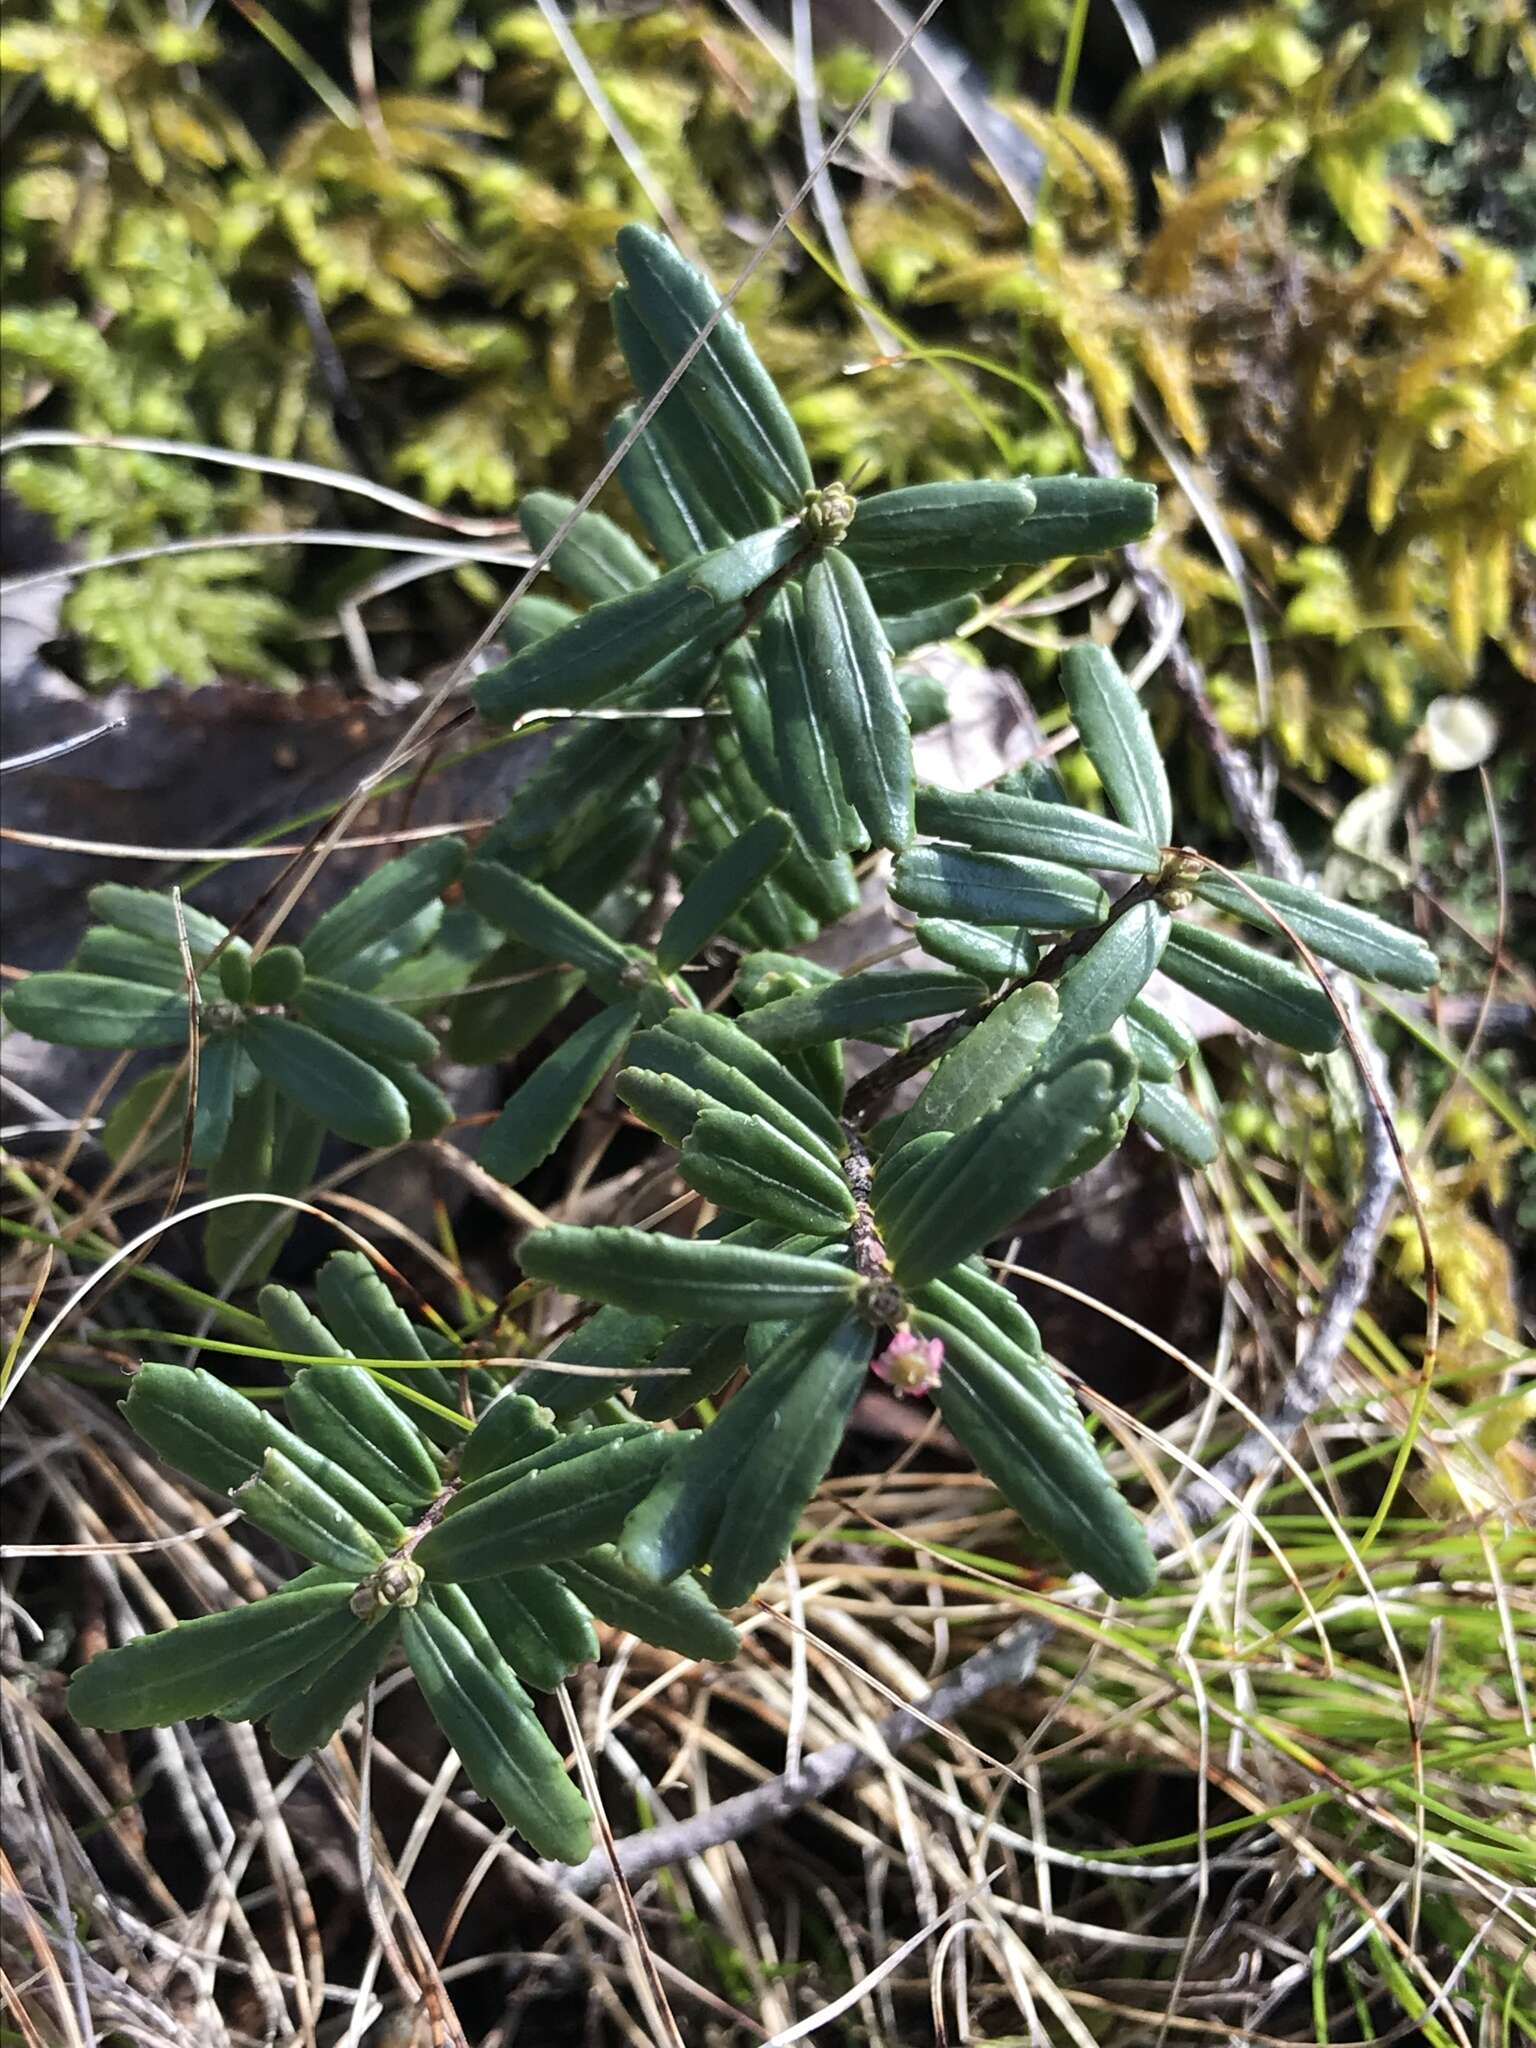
(871, 1330, 945, 1398)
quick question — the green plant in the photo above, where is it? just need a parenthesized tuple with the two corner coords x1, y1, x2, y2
(6, 227, 1440, 1862)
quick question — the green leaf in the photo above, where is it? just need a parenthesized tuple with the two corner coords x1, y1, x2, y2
(1133, 1079, 1219, 1167)
(517, 488, 658, 602)
(447, 953, 583, 1066)
(1040, 902, 1170, 1064)
(4, 972, 188, 1050)
(292, 979, 438, 1065)
(190, 1030, 240, 1170)
(1060, 645, 1172, 846)
(335, 899, 446, 994)
(757, 585, 862, 860)
(249, 944, 306, 1005)
(607, 401, 720, 563)
(237, 1446, 388, 1577)
(487, 719, 675, 857)
(844, 477, 1037, 570)
(883, 594, 980, 654)
(86, 883, 231, 960)
(616, 223, 813, 506)
(416, 1428, 683, 1581)
(301, 839, 466, 981)
(314, 1252, 464, 1446)
(558, 1546, 741, 1663)
(265, 1611, 401, 1758)
(372, 1056, 455, 1140)
(68, 1584, 356, 1731)
(681, 1105, 856, 1235)
(915, 786, 1160, 876)
(916, 1309, 1155, 1598)
(513, 1306, 669, 1419)
(203, 1079, 276, 1289)
(1163, 922, 1341, 1055)
(480, 1001, 640, 1187)
(244, 1015, 410, 1149)
(466, 1571, 599, 1691)
(895, 984, 1060, 1144)
(891, 845, 1108, 931)
(518, 1225, 858, 1324)
(630, 1012, 846, 1162)
(738, 968, 987, 1053)
(217, 949, 252, 1003)
(1124, 999, 1185, 1081)
(285, 1367, 443, 1506)
(125, 1363, 276, 1494)
(611, 299, 781, 542)
(916, 919, 1039, 986)
(75, 927, 214, 993)
(615, 1065, 705, 1146)
(803, 549, 914, 851)
(718, 644, 786, 807)
(658, 812, 793, 972)
(1193, 871, 1439, 991)
(994, 474, 1157, 564)
(460, 1392, 561, 1484)
(259, 1283, 348, 1362)
(630, 1322, 747, 1422)
(462, 860, 639, 999)
(472, 526, 797, 728)
(402, 1595, 591, 1862)
(883, 1045, 1138, 1286)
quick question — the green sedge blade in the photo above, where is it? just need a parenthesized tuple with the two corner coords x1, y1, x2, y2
(616, 222, 813, 505)
(460, 1392, 560, 1484)
(895, 984, 1060, 1145)
(891, 845, 1108, 931)
(630, 1322, 746, 1422)
(680, 1104, 856, 1235)
(844, 477, 1037, 571)
(658, 812, 793, 972)
(738, 968, 986, 1054)
(915, 786, 1160, 876)
(189, 1030, 240, 1171)
(519, 1224, 858, 1323)
(285, 1367, 443, 1506)
(265, 1611, 401, 1758)
(462, 860, 640, 999)
(300, 838, 466, 981)
(415, 1428, 683, 1581)
(479, 1001, 640, 1187)
(704, 1311, 874, 1609)
(1060, 644, 1171, 846)
(472, 526, 797, 728)
(612, 295, 781, 541)
(466, 1571, 599, 1691)
(3, 972, 188, 1051)
(402, 1596, 592, 1863)
(85, 882, 230, 958)
(1133, 1078, 1219, 1167)
(558, 1546, 741, 1663)
(514, 1306, 669, 1419)
(244, 1015, 410, 1150)
(917, 1311, 1156, 1598)
(1194, 871, 1439, 991)
(999, 474, 1157, 564)
(1163, 922, 1341, 1055)
(882, 595, 980, 654)
(916, 919, 1038, 986)
(884, 1046, 1138, 1287)
(292, 979, 438, 1066)
(803, 549, 914, 851)
(68, 1584, 356, 1732)
(517, 488, 657, 602)
(631, 1013, 846, 1162)
(758, 585, 862, 860)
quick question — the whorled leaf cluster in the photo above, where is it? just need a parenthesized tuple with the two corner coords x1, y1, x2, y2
(6, 225, 1439, 1862)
